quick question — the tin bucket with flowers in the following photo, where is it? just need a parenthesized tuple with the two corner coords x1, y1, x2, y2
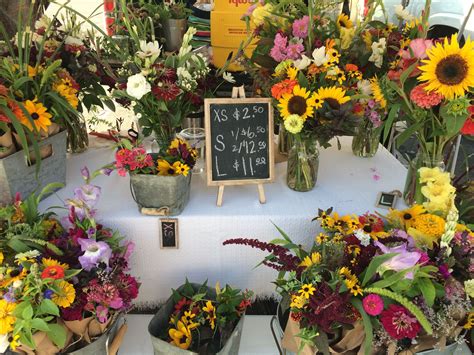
(148, 280, 252, 355)
(114, 138, 197, 216)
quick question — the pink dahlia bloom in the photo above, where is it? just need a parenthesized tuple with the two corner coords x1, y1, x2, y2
(362, 294, 384, 316)
(410, 84, 444, 108)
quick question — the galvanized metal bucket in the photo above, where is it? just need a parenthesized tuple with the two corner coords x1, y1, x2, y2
(163, 19, 187, 52)
(0, 130, 66, 205)
(129, 173, 192, 216)
(148, 284, 244, 355)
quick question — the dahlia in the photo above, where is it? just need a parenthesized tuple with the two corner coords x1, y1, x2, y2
(152, 81, 181, 101)
(380, 304, 421, 339)
(410, 84, 443, 109)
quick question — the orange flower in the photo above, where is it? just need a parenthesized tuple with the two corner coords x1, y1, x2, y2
(0, 84, 7, 96)
(271, 79, 298, 100)
(41, 265, 65, 280)
(345, 64, 359, 72)
(325, 39, 336, 50)
(307, 64, 325, 76)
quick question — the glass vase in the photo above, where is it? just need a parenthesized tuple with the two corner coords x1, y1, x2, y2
(351, 121, 380, 158)
(403, 150, 445, 205)
(287, 137, 319, 192)
(67, 116, 89, 154)
(278, 123, 293, 156)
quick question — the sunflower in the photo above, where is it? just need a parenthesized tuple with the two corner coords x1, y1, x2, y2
(51, 280, 76, 308)
(317, 86, 350, 109)
(0, 300, 16, 334)
(21, 100, 52, 133)
(418, 34, 474, 99)
(157, 160, 175, 176)
(369, 77, 387, 108)
(278, 85, 316, 120)
(299, 252, 321, 268)
(298, 284, 316, 299)
(42, 258, 69, 270)
(173, 162, 190, 176)
(0, 268, 27, 288)
(337, 14, 353, 29)
(53, 80, 79, 108)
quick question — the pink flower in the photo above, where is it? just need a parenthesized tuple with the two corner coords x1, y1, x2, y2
(362, 294, 384, 316)
(410, 84, 443, 109)
(292, 16, 309, 38)
(270, 33, 288, 62)
(401, 38, 433, 60)
(380, 305, 421, 340)
(286, 40, 304, 60)
(96, 305, 109, 323)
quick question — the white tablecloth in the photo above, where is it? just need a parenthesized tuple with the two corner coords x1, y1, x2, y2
(40, 136, 408, 305)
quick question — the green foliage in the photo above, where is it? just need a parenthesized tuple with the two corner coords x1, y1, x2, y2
(361, 253, 398, 286)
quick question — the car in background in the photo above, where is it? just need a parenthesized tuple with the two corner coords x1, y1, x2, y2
(353, 0, 474, 40)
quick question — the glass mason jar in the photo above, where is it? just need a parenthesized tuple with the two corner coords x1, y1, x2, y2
(278, 122, 293, 156)
(403, 150, 446, 205)
(67, 116, 89, 154)
(351, 120, 380, 158)
(287, 136, 319, 192)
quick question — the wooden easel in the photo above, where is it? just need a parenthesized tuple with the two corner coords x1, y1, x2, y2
(216, 86, 266, 207)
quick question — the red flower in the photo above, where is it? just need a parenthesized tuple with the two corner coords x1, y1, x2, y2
(152, 81, 181, 101)
(461, 106, 474, 136)
(410, 84, 443, 109)
(0, 84, 8, 96)
(152, 63, 177, 82)
(358, 213, 384, 234)
(41, 265, 65, 280)
(380, 305, 421, 339)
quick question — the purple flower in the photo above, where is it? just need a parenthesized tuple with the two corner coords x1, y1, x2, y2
(292, 16, 309, 38)
(4, 287, 16, 303)
(100, 168, 113, 176)
(439, 264, 451, 279)
(78, 238, 112, 271)
(74, 184, 101, 207)
(43, 289, 54, 299)
(87, 227, 96, 238)
(81, 166, 90, 181)
(96, 305, 109, 323)
(374, 241, 421, 279)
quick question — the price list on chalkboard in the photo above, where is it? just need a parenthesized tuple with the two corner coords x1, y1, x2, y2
(205, 99, 273, 185)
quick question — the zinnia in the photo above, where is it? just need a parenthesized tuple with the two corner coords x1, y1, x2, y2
(410, 84, 443, 109)
(380, 304, 421, 339)
(362, 294, 384, 316)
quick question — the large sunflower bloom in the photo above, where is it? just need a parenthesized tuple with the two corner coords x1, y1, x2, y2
(278, 85, 316, 120)
(418, 34, 474, 99)
(337, 14, 353, 29)
(0, 300, 16, 334)
(316, 86, 350, 109)
(21, 100, 52, 133)
(51, 281, 76, 308)
(370, 78, 387, 108)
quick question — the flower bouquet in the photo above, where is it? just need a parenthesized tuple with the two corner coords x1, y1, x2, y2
(224, 170, 473, 354)
(369, 2, 473, 204)
(113, 137, 197, 215)
(148, 279, 253, 354)
(0, 168, 139, 353)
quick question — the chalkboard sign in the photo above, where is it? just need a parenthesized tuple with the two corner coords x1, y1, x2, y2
(160, 218, 179, 249)
(204, 98, 274, 186)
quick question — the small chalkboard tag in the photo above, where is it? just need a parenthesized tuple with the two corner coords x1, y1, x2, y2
(376, 191, 400, 209)
(205, 86, 275, 206)
(160, 218, 179, 249)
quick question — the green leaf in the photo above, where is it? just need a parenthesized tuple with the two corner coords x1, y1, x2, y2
(350, 299, 373, 355)
(441, 106, 468, 137)
(47, 323, 67, 348)
(31, 318, 50, 332)
(39, 299, 60, 317)
(383, 104, 400, 143)
(400, 62, 418, 86)
(370, 268, 413, 289)
(417, 278, 436, 307)
(40, 59, 62, 87)
(36, 183, 64, 204)
(22, 304, 34, 320)
(361, 253, 398, 286)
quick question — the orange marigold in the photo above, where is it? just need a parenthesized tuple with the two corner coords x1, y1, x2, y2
(271, 79, 298, 100)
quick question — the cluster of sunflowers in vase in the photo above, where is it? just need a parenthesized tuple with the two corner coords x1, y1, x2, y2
(224, 166, 473, 354)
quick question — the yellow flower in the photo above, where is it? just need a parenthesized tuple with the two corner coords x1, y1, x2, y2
(464, 312, 474, 329)
(347, 245, 361, 257)
(339, 267, 355, 280)
(298, 284, 316, 299)
(419, 167, 450, 185)
(370, 77, 387, 108)
(0, 251, 3, 265)
(315, 233, 329, 244)
(157, 160, 175, 176)
(283, 114, 304, 134)
(299, 252, 321, 268)
(202, 301, 216, 329)
(409, 214, 446, 249)
(316, 86, 350, 109)
(278, 85, 317, 120)
(53, 80, 79, 109)
(181, 311, 199, 330)
(347, 280, 363, 296)
(286, 66, 298, 80)
(20, 100, 52, 133)
(274, 60, 293, 77)
(290, 294, 306, 309)
(0, 300, 16, 334)
(172, 162, 190, 176)
(387, 205, 426, 229)
(419, 34, 474, 99)
(421, 183, 455, 205)
(340, 27, 356, 50)
(169, 138, 190, 151)
(52, 281, 76, 308)
(362, 31, 372, 50)
(9, 334, 20, 350)
(337, 14, 353, 29)
(169, 321, 192, 350)
(42, 258, 69, 270)
(326, 66, 346, 85)
(251, 3, 273, 26)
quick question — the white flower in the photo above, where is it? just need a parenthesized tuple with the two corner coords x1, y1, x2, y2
(13, 280, 22, 289)
(368, 38, 386, 68)
(0, 334, 9, 353)
(35, 14, 51, 30)
(394, 4, 414, 22)
(465, 279, 474, 298)
(136, 113, 142, 119)
(178, 27, 197, 58)
(65, 36, 84, 47)
(136, 40, 161, 61)
(294, 55, 311, 70)
(126, 73, 151, 100)
(312, 46, 329, 66)
(354, 229, 371, 247)
(223, 71, 236, 83)
(357, 79, 372, 96)
(87, 64, 97, 73)
(13, 27, 42, 47)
